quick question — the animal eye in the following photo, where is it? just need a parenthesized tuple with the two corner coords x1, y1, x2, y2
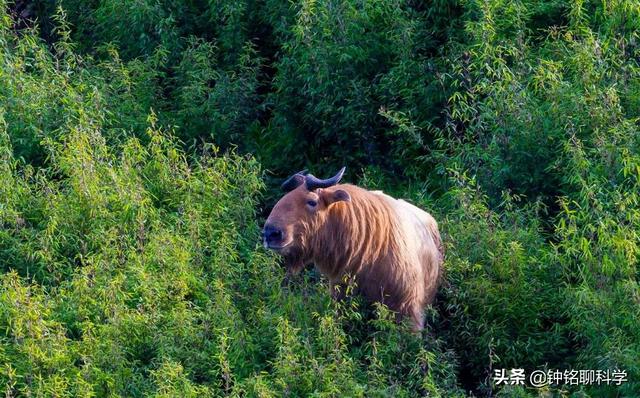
(306, 199, 318, 207)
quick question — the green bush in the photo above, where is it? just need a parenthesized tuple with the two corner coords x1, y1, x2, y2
(435, 171, 568, 395)
(0, 5, 461, 396)
(1, 0, 639, 396)
(0, 101, 460, 397)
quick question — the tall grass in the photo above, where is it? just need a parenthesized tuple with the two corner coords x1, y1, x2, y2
(1, 0, 639, 396)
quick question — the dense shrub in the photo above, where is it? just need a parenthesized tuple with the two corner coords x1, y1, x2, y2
(435, 172, 568, 394)
(0, 85, 460, 397)
(1, 0, 639, 396)
(0, 6, 461, 396)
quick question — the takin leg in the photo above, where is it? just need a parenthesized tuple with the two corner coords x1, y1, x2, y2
(394, 299, 425, 332)
(409, 304, 425, 332)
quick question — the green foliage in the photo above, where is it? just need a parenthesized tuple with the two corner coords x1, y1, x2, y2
(437, 171, 568, 395)
(553, 127, 640, 396)
(0, 4, 461, 396)
(0, 76, 457, 396)
(2, 0, 640, 396)
(172, 38, 263, 147)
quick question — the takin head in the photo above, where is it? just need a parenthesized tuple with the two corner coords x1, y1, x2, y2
(262, 167, 350, 274)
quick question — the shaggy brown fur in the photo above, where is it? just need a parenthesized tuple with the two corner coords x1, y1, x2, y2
(264, 183, 443, 331)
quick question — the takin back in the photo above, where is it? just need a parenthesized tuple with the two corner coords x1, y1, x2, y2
(262, 167, 443, 331)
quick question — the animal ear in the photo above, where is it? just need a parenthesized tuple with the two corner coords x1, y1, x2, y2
(325, 189, 351, 206)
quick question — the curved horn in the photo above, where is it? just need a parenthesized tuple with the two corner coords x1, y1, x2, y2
(305, 167, 346, 191)
(281, 169, 308, 192)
